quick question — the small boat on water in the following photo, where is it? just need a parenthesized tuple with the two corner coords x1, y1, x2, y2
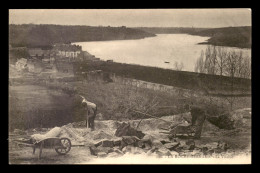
(164, 61, 170, 63)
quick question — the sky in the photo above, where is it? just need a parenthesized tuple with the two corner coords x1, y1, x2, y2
(9, 9, 251, 28)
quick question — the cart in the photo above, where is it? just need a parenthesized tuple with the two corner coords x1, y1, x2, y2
(14, 137, 71, 159)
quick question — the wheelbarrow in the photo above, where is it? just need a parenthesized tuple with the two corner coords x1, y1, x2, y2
(14, 137, 71, 159)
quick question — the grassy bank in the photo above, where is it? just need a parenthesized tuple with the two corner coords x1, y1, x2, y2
(9, 76, 251, 131)
(74, 61, 251, 96)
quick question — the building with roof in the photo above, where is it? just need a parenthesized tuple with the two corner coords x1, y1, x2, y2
(28, 48, 57, 60)
(53, 44, 82, 60)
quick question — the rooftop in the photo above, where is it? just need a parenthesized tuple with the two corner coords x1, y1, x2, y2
(53, 44, 82, 52)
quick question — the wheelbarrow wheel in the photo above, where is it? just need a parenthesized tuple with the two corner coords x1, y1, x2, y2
(55, 138, 71, 155)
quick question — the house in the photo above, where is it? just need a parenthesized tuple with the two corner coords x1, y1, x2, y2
(53, 44, 82, 60)
(28, 48, 44, 59)
(28, 48, 57, 60)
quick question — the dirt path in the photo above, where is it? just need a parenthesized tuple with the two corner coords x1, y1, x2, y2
(9, 145, 94, 164)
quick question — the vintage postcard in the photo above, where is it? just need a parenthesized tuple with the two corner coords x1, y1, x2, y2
(9, 9, 251, 164)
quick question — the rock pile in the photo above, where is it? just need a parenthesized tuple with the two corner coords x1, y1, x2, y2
(89, 132, 230, 158)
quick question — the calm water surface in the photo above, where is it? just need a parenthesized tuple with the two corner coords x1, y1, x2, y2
(74, 34, 251, 72)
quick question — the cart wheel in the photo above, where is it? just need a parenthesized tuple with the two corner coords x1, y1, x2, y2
(55, 138, 71, 155)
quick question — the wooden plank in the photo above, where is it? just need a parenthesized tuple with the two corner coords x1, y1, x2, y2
(131, 109, 173, 123)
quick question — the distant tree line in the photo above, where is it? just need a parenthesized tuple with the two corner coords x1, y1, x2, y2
(9, 24, 156, 48)
(192, 26, 251, 48)
(133, 27, 207, 34)
(136, 26, 251, 48)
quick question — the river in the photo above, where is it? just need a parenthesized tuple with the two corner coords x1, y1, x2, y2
(74, 34, 251, 72)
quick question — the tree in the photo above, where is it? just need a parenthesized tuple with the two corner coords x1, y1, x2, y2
(204, 45, 216, 74)
(216, 47, 228, 76)
(194, 50, 206, 73)
(241, 57, 251, 79)
(173, 61, 184, 71)
(195, 45, 251, 79)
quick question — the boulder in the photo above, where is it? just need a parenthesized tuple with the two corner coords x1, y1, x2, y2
(97, 152, 107, 158)
(201, 147, 209, 154)
(204, 142, 219, 149)
(151, 139, 164, 148)
(170, 151, 180, 157)
(107, 152, 121, 158)
(89, 145, 114, 155)
(146, 147, 158, 156)
(142, 134, 155, 142)
(164, 142, 180, 151)
(160, 140, 172, 145)
(137, 140, 145, 148)
(155, 147, 172, 158)
(185, 139, 195, 145)
(120, 139, 128, 149)
(93, 131, 113, 140)
(174, 146, 183, 153)
(115, 122, 145, 139)
(185, 139, 195, 150)
(113, 139, 122, 146)
(138, 135, 153, 148)
(190, 149, 202, 156)
(144, 143, 152, 150)
(207, 114, 235, 130)
(114, 148, 125, 155)
(131, 147, 145, 155)
(94, 139, 114, 148)
(94, 140, 103, 147)
(176, 140, 195, 150)
(122, 145, 134, 153)
(206, 149, 215, 155)
(101, 140, 114, 148)
(89, 146, 98, 156)
(122, 136, 140, 145)
(217, 141, 229, 151)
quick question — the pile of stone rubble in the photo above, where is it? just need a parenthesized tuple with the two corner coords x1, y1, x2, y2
(88, 122, 230, 158)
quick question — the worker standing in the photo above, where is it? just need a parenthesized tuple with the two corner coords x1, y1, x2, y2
(184, 104, 207, 139)
(80, 95, 97, 131)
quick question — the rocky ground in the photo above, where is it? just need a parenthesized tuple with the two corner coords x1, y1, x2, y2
(8, 108, 251, 164)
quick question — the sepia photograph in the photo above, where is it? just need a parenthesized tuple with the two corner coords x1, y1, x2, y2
(8, 9, 251, 164)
